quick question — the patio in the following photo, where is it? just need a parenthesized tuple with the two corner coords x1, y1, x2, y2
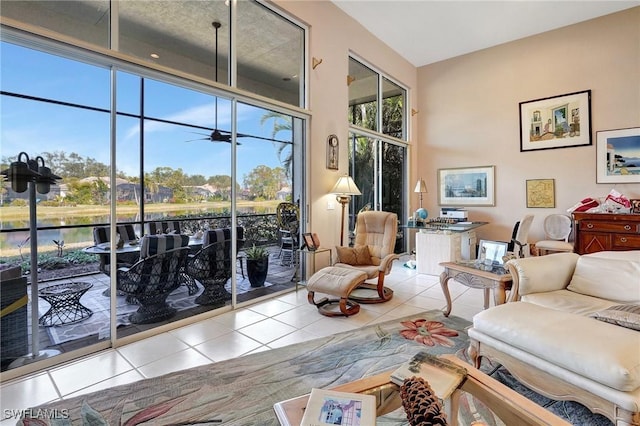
(3, 245, 299, 371)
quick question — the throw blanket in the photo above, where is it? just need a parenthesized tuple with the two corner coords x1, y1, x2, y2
(22, 310, 471, 425)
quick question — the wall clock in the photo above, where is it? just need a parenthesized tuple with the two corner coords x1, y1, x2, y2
(327, 134, 339, 170)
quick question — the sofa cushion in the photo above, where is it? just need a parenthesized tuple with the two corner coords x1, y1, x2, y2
(591, 304, 640, 331)
(522, 289, 620, 316)
(567, 253, 640, 303)
(473, 302, 640, 391)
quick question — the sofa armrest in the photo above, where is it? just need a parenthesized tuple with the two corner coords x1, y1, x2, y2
(506, 252, 579, 300)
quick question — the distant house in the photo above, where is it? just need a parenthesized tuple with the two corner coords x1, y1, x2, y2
(276, 186, 291, 200)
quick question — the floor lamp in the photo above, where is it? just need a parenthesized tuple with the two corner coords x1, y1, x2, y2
(331, 175, 361, 246)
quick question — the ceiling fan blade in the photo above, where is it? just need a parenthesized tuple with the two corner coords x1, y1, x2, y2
(184, 137, 210, 142)
(236, 132, 290, 144)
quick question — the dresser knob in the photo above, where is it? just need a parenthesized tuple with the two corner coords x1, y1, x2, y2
(587, 223, 594, 229)
(620, 237, 628, 243)
(624, 225, 631, 231)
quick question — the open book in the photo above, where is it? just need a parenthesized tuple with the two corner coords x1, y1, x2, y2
(390, 352, 467, 399)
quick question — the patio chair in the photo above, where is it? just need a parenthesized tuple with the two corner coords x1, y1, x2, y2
(186, 239, 233, 307)
(139, 234, 198, 295)
(146, 220, 181, 235)
(334, 211, 400, 303)
(276, 202, 299, 267)
(116, 246, 190, 324)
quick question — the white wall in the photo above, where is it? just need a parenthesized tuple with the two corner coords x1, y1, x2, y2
(417, 7, 640, 243)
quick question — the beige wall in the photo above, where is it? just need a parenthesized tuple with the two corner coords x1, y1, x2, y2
(417, 7, 640, 243)
(275, 0, 419, 258)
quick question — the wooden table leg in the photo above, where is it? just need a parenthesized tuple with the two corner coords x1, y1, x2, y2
(440, 270, 453, 317)
(493, 283, 506, 306)
(483, 288, 490, 310)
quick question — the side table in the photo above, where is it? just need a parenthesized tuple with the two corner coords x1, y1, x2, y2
(439, 261, 512, 317)
(38, 282, 93, 326)
(296, 247, 332, 290)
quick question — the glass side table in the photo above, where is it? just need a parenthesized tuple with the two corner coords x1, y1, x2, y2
(296, 247, 333, 290)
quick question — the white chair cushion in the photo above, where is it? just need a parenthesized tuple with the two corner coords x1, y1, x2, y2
(567, 253, 640, 303)
(473, 302, 640, 392)
(522, 289, 619, 316)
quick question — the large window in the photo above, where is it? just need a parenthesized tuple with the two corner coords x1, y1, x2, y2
(347, 57, 408, 252)
(0, 0, 307, 375)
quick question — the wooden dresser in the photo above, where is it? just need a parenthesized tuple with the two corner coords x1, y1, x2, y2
(572, 212, 640, 254)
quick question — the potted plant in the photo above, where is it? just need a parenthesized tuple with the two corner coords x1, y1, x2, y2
(245, 245, 269, 287)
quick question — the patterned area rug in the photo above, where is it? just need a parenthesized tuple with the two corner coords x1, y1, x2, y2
(25, 310, 612, 425)
(40, 278, 272, 345)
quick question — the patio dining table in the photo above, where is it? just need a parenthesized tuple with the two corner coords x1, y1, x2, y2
(83, 236, 204, 296)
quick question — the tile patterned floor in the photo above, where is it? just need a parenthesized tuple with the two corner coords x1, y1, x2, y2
(0, 258, 488, 424)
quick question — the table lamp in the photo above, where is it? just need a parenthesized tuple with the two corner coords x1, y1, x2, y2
(414, 178, 428, 221)
(331, 175, 361, 246)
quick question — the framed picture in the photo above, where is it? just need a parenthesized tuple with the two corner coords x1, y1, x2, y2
(526, 179, 555, 208)
(478, 240, 508, 265)
(519, 90, 591, 152)
(596, 127, 640, 183)
(632, 199, 640, 214)
(326, 134, 339, 170)
(437, 165, 495, 206)
(302, 233, 317, 251)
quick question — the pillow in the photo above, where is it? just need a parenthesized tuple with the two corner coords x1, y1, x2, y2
(336, 245, 372, 265)
(567, 255, 640, 303)
(590, 304, 640, 331)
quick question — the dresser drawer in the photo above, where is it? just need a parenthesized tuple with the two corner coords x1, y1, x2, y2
(613, 234, 640, 248)
(580, 220, 639, 234)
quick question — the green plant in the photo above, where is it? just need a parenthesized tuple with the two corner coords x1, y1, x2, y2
(245, 244, 268, 260)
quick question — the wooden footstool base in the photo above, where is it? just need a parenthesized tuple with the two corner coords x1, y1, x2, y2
(307, 267, 368, 317)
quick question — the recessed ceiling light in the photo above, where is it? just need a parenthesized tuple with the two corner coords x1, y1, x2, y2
(150, 53, 160, 59)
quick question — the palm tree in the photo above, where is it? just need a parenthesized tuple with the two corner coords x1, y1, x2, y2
(260, 112, 293, 178)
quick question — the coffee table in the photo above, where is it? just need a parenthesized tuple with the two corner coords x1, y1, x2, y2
(274, 354, 569, 426)
(439, 261, 512, 317)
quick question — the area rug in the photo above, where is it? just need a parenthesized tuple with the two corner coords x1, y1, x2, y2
(40, 278, 272, 345)
(24, 310, 612, 426)
(26, 310, 471, 425)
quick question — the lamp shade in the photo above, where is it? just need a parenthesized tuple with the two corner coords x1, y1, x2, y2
(414, 179, 427, 193)
(331, 175, 361, 196)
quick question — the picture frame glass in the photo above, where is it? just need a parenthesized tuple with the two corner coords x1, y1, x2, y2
(596, 127, 640, 184)
(519, 90, 591, 152)
(438, 166, 495, 206)
(526, 179, 555, 208)
(478, 240, 508, 265)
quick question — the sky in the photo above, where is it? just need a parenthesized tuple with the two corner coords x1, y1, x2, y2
(0, 42, 293, 182)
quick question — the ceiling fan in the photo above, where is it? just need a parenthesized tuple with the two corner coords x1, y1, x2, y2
(184, 21, 290, 146)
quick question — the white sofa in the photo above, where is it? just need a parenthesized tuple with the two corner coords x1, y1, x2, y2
(467, 251, 640, 426)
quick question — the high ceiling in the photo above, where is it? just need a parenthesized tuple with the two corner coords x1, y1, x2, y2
(332, 1, 640, 67)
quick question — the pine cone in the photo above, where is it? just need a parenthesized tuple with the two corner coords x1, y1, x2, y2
(400, 376, 448, 426)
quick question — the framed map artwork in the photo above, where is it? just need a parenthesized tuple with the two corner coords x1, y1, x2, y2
(526, 179, 555, 208)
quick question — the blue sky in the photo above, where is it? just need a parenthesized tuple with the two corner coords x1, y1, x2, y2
(1, 42, 292, 182)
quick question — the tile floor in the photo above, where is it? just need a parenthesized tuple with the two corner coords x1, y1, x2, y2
(0, 259, 487, 424)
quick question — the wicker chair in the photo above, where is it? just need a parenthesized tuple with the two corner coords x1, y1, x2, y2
(116, 247, 190, 324)
(92, 224, 140, 273)
(186, 239, 233, 307)
(139, 234, 198, 295)
(535, 214, 573, 255)
(146, 220, 181, 235)
(276, 202, 300, 267)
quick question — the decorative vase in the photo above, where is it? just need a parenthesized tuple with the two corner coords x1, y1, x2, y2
(246, 257, 269, 287)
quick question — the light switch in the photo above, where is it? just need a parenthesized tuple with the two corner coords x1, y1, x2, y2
(327, 201, 335, 210)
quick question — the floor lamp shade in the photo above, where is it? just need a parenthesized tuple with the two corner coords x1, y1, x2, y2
(331, 175, 361, 246)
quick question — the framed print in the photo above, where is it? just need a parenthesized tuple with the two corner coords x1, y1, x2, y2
(526, 179, 555, 208)
(326, 134, 339, 170)
(631, 199, 640, 214)
(519, 90, 591, 152)
(438, 165, 495, 206)
(478, 240, 508, 265)
(596, 127, 640, 183)
(302, 233, 317, 251)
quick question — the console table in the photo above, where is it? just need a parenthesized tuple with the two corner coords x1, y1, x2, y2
(572, 212, 640, 254)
